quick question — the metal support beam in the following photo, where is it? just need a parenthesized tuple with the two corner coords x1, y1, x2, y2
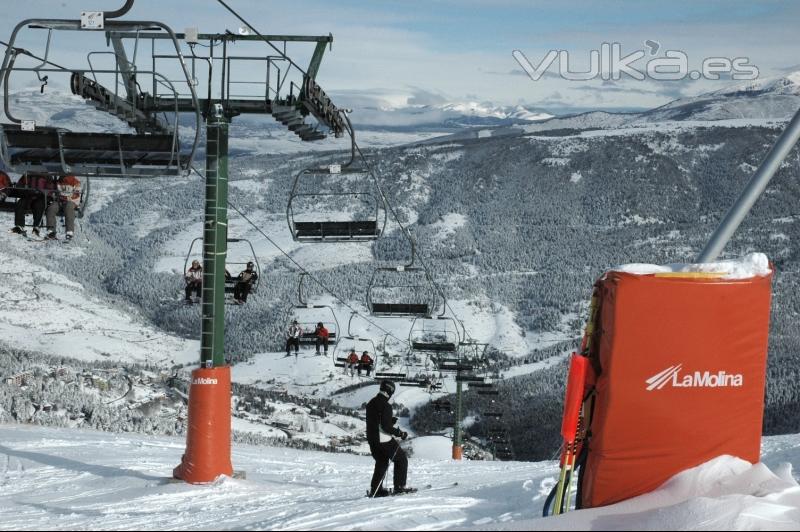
(306, 40, 328, 81)
(698, 107, 800, 262)
(109, 31, 332, 43)
(109, 35, 137, 103)
(200, 108, 229, 368)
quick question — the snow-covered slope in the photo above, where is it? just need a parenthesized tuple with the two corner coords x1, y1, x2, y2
(0, 233, 198, 366)
(0, 424, 798, 531)
(639, 72, 800, 123)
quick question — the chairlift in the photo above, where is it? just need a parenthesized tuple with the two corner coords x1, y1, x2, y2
(332, 312, 378, 373)
(0, 173, 90, 221)
(366, 264, 439, 317)
(183, 237, 260, 296)
(287, 162, 387, 242)
(0, 16, 201, 178)
(398, 371, 439, 388)
(409, 315, 461, 354)
(286, 273, 340, 347)
(458, 341, 489, 365)
(374, 371, 406, 380)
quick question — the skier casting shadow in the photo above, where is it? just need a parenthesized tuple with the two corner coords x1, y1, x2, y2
(366, 380, 415, 497)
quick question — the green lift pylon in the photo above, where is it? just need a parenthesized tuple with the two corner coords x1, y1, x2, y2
(201, 108, 230, 369)
(173, 107, 235, 483)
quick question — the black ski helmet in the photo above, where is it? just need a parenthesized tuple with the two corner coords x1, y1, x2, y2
(380, 380, 396, 397)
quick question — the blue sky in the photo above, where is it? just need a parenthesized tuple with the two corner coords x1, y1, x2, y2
(2, 1, 800, 113)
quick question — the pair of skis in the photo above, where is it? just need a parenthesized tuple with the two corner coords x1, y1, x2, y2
(549, 287, 600, 516)
(365, 482, 458, 498)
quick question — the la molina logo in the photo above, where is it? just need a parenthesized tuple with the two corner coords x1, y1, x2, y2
(645, 364, 744, 391)
(193, 377, 218, 385)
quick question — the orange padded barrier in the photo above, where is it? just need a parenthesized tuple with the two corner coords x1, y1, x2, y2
(580, 270, 772, 508)
(173, 366, 233, 484)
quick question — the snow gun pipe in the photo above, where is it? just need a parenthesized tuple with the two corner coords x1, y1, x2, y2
(553, 354, 589, 515)
(698, 106, 800, 263)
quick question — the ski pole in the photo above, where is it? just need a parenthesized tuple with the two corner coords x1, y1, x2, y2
(371, 439, 402, 498)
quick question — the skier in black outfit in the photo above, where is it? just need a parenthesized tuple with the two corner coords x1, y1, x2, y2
(366, 380, 413, 497)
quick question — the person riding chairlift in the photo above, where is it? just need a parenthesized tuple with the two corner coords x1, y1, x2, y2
(315, 322, 330, 355)
(359, 351, 375, 377)
(233, 261, 258, 305)
(185, 260, 202, 303)
(0, 171, 11, 204)
(10, 174, 54, 238)
(286, 320, 302, 357)
(346, 349, 360, 377)
(45, 174, 81, 241)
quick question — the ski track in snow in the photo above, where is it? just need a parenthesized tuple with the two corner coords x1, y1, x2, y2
(0, 425, 799, 531)
(0, 426, 551, 531)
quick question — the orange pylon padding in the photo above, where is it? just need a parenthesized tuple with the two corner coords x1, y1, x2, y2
(173, 366, 233, 484)
(452, 445, 463, 460)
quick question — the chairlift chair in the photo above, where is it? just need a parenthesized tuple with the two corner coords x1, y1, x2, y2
(0, 17, 201, 178)
(0, 174, 90, 221)
(286, 273, 340, 347)
(287, 163, 387, 242)
(333, 312, 378, 372)
(184, 237, 261, 297)
(409, 315, 461, 354)
(374, 371, 406, 380)
(333, 335, 377, 373)
(366, 265, 439, 317)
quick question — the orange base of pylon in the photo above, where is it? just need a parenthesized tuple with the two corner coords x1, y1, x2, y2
(173, 366, 233, 484)
(452, 445, 463, 460)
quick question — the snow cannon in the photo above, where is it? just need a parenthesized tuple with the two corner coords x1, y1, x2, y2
(545, 254, 773, 515)
(173, 366, 234, 483)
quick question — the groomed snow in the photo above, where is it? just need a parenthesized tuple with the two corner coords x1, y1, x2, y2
(0, 425, 798, 531)
(613, 252, 772, 280)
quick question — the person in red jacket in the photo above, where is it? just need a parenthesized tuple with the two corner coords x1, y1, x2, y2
(11, 174, 54, 237)
(346, 349, 360, 377)
(315, 322, 330, 355)
(45, 174, 81, 241)
(0, 171, 11, 203)
(359, 351, 375, 377)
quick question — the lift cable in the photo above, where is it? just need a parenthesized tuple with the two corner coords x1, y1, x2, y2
(211, 0, 471, 343)
(341, 115, 472, 341)
(190, 165, 412, 350)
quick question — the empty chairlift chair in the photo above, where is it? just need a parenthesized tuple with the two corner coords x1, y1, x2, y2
(409, 316, 461, 355)
(367, 265, 438, 317)
(0, 19, 201, 178)
(287, 164, 387, 242)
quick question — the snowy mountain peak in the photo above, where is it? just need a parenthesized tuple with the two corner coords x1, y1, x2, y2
(710, 71, 800, 97)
